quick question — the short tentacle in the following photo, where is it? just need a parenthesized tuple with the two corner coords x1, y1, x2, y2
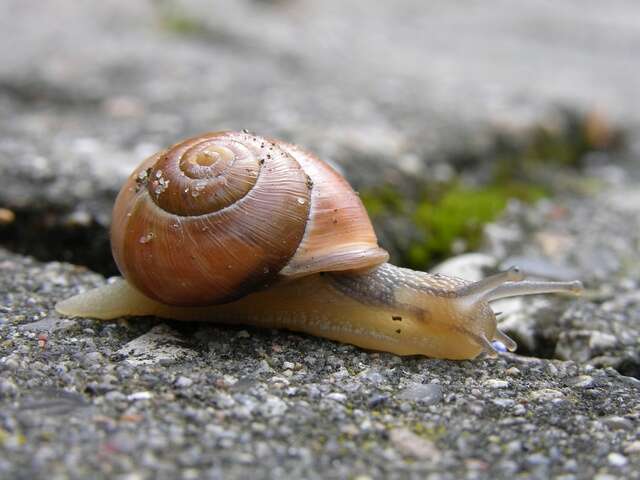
(493, 329, 518, 352)
(475, 334, 499, 358)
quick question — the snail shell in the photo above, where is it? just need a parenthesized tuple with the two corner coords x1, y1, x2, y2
(111, 131, 388, 306)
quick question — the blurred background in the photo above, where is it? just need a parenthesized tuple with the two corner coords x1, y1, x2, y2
(2, 2, 640, 478)
(0, 0, 637, 275)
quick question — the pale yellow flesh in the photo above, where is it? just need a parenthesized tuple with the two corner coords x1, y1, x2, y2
(56, 274, 484, 360)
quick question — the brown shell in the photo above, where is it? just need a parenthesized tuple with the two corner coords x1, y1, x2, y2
(277, 141, 388, 276)
(111, 131, 387, 306)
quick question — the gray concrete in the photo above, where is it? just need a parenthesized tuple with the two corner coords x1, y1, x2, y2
(1, 245, 640, 479)
(1, 0, 639, 201)
(1, 1, 640, 479)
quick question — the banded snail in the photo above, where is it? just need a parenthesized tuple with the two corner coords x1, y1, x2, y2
(56, 131, 582, 360)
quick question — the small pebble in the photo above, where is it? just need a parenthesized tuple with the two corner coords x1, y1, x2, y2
(128, 391, 153, 401)
(492, 398, 515, 408)
(602, 416, 633, 431)
(530, 389, 564, 402)
(484, 379, 509, 389)
(105, 391, 126, 402)
(570, 375, 595, 388)
(0, 378, 17, 396)
(367, 394, 388, 408)
(607, 452, 628, 467)
(175, 376, 193, 388)
(260, 396, 287, 417)
(326, 392, 347, 403)
(397, 383, 443, 405)
(389, 428, 441, 460)
(83, 351, 103, 364)
(589, 332, 618, 350)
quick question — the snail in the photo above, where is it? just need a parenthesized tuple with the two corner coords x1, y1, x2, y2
(55, 131, 583, 360)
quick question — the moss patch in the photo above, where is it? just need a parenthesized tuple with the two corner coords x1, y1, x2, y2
(360, 185, 407, 217)
(360, 109, 625, 271)
(410, 185, 511, 266)
(363, 182, 546, 270)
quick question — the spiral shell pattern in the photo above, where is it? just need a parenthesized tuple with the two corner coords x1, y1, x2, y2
(111, 131, 387, 306)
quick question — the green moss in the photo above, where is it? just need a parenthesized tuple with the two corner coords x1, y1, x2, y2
(528, 125, 584, 166)
(154, 0, 210, 37)
(360, 185, 406, 218)
(360, 180, 547, 270)
(408, 182, 546, 269)
(357, 109, 627, 271)
(410, 186, 507, 266)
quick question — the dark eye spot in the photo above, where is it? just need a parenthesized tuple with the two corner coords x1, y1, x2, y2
(395, 329, 401, 334)
(392, 315, 402, 322)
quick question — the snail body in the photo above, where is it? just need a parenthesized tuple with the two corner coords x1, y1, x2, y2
(56, 131, 582, 360)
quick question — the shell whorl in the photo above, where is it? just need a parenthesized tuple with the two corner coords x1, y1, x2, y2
(110, 131, 388, 306)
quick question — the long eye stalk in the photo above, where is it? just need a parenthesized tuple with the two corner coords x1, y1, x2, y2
(486, 280, 583, 302)
(458, 266, 583, 303)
